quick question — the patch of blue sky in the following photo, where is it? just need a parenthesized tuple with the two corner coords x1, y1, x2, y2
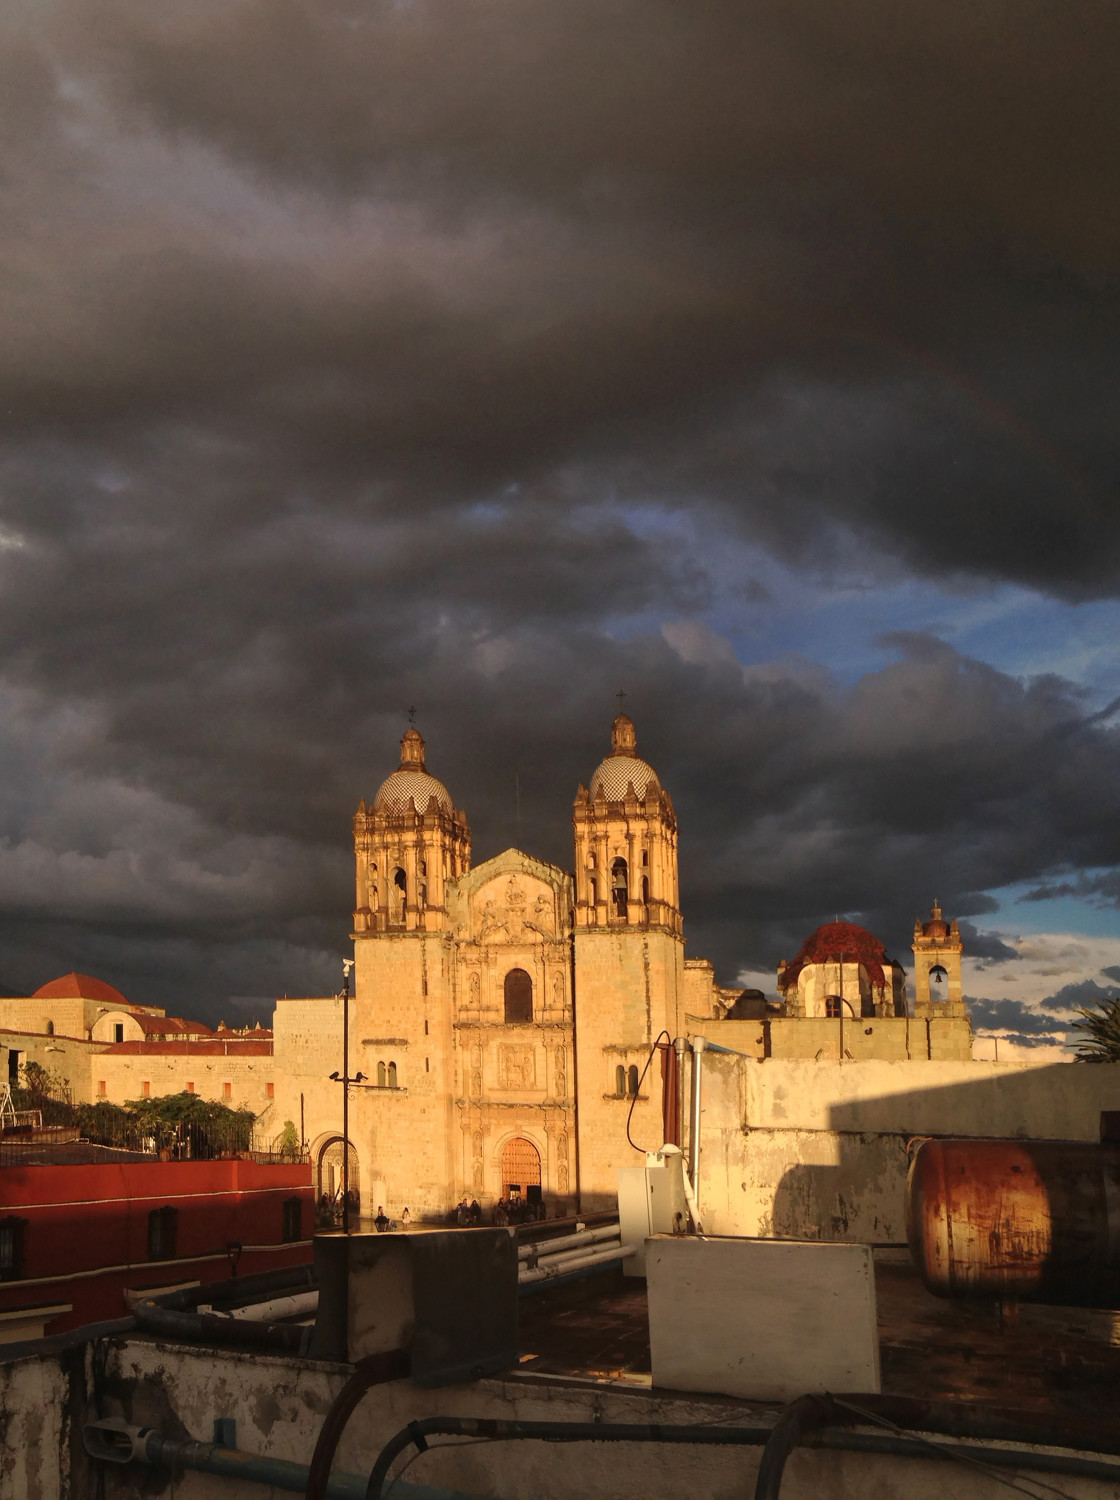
(604, 499, 1120, 703)
(977, 877, 1120, 940)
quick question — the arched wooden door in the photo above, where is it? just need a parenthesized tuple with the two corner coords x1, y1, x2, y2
(501, 1136, 541, 1199)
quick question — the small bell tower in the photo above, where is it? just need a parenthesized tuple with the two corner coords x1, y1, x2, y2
(912, 901, 966, 1017)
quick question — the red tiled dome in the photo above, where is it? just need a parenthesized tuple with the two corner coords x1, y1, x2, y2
(32, 972, 129, 1007)
(780, 922, 889, 990)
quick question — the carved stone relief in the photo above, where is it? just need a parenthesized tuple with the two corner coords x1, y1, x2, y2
(498, 1045, 536, 1090)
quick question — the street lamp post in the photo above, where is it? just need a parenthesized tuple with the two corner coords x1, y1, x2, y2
(329, 959, 365, 1234)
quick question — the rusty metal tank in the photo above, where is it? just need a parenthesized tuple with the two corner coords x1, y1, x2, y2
(907, 1135, 1120, 1307)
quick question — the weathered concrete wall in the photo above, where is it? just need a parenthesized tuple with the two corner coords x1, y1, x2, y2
(691, 1014, 973, 1062)
(0, 1345, 73, 1500)
(697, 1054, 1120, 1242)
(2, 1332, 1118, 1500)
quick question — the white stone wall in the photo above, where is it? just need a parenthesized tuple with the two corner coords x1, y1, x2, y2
(696, 1052, 1120, 1243)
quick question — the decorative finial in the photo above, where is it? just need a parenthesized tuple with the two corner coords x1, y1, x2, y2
(610, 708, 637, 757)
(407, 705, 417, 726)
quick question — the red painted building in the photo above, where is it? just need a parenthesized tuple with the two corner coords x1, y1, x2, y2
(0, 1153, 313, 1341)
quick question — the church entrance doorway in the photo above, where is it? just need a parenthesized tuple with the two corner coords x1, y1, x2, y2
(317, 1136, 360, 1215)
(501, 1136, 541, 1205)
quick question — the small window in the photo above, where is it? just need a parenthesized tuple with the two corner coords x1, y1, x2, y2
(266, 1082, 275, 1099)
(223, 1081, 232, 1100)
(424, 1018, 429, 1035)
(7, 1051, 18, 1086)
(425, 1057, 430, 1072)
(504, 968, 533, 1024)
(45, 1019, 54, 1036)
(0, 1218, 27, 1281)
(388, 1061, 398, 1088)
(615, 1064, 626, 1095)
(282, 1197, 303, 1243)
(186, 1081, 195, 1094)
(611, 858, 628, 919)
(627, 1065, 640, 1098)
(420, 858, 427, 877)
(141, 1080, 151, 1098)
(148, 1207, 178, 1262)
(114, 1023, 124, 1044)
(825, 996, 843, 1019)
(377, 1061, 387, 1087)
(393, 868, 407, 899)
(641, 849, 648, 866)
(641, 876, 649, 903)
(97, 1080, 107, 1096)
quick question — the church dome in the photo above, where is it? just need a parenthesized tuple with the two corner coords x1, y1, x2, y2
(781, 921, 890, 990)
(373, 728, 454, 814)
(920, 901, 950, 938)
(589, 713, 661, 801)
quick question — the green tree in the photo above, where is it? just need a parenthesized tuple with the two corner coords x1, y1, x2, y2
(1071, 997, 1120, 1062)
(278, 1120, 300, 1160)
(123, 1092, 256, 1156)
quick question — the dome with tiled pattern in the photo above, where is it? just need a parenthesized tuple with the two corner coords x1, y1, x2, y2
(373, 727, 454, 814)
(588, 714, 661, 801)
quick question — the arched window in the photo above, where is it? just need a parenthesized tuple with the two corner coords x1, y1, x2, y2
(611, 858, 628, 919)
(504, 969, 533, 1024)
(420, 858, 427, 877)
(627, 1065, 640, 1098)
(419, 883, 427, 906)
(393, 867, 407, 901)
(388, 1061, 398, 1088)
(45, 1020, 54, 1036)
(641, 849, 648, 866)
(615, 1064, 626, 1095)
(589, 878, 598, 906)
(641, 876, 649, 904)
(377, 1061, 386, 1087)
(824, 996, 843, 1019)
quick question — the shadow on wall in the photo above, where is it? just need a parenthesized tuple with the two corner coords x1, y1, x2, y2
(767, 1062, 1120, 1245)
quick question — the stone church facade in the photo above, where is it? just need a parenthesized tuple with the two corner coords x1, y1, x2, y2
(273, 714, 719, 1216)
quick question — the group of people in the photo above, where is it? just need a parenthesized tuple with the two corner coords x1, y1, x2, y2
(374, 1204, 411, 1232)
(491, 1194, 547, 1226)
(316, 1188, 360, 1227)
(453, 1198, 483, 1226)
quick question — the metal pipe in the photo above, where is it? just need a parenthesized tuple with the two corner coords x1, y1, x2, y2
(673, 1036, 687, 1154)
(81, 1420, 472, 1500)
(517, 1242, 635, 1285)
(198, 1290, 319, 1322)
(365, 1417, 775, 1499)
(362, 1411, 1120, 1500)
(688, 1036, 705, 1205)
(517, 1223, 621, 1261)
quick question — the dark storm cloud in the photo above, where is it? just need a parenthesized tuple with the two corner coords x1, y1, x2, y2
(966, 998, 1071, 1039)
(1036, 977, 1120, 1014)
(3, 0, 1119, 590)
(0, 2, 1118, 1015)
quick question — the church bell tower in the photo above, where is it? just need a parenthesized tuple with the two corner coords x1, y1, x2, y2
(572, 713, 685, 1207)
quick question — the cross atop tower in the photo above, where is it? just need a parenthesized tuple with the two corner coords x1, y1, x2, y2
(615, 689, 627, 708)
(407, 705, 417, 726)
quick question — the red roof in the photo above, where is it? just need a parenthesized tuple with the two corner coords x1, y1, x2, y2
(129, 1015, 213, 1038)
(100, 1040, 273, 1056)
(32, 973, 130, 1007)
(780, 921, 890, 990)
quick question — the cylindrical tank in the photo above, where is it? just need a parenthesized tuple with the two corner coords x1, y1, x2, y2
(907, 1137, 1120, 1307)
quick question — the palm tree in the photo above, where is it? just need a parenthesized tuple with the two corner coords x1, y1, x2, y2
(1071, 997, 1120, 1062)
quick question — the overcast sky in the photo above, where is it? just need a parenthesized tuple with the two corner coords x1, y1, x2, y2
(1, 0, 1118, 1053)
